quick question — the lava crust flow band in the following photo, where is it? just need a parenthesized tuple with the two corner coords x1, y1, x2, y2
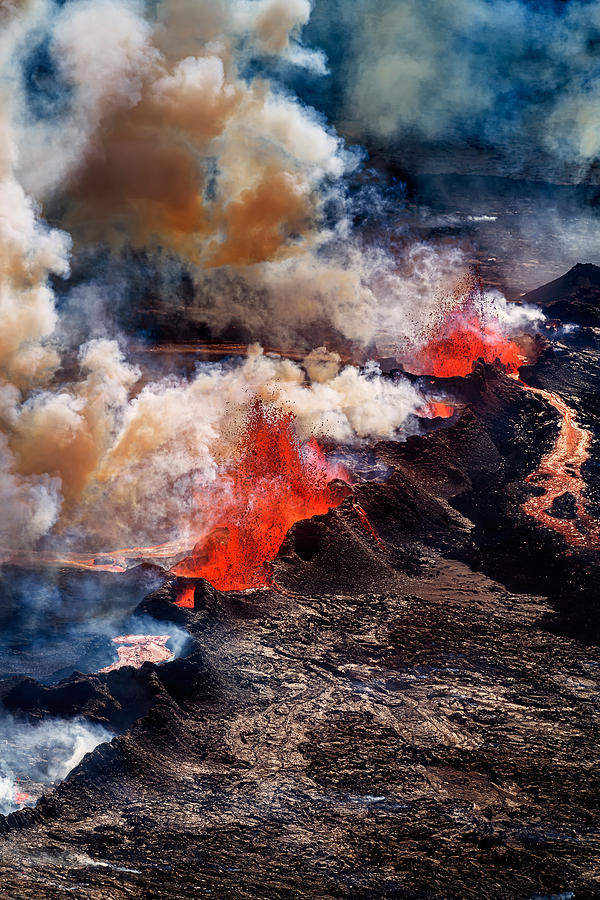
(513, 375, 598, 548)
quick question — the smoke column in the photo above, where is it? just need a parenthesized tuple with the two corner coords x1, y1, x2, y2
(0, 0, 543, 562)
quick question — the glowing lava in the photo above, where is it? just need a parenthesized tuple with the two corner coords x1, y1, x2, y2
(405, 276, 522, 377)
(418, 401, 455, 419)
(99, 634, 173, 673)
(514, 376, 598, 548)
(173, 401, 348, 590)
(175, 587, 195, 608)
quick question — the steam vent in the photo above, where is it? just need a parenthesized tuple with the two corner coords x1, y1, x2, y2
(2, 2, 600, 898)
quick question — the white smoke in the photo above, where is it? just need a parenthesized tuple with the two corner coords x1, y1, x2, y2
(0, 712, 112, 816)
(58, 344, 423, 549)
(324, 0, 600, 177)
(0, 0, 546, 563)
(480, 290, 545, 334)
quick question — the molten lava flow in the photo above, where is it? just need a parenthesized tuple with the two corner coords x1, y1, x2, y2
(14, 789, 29, 806)
(99, 634, 173, 673)
(175, 587, 195, 608)
(173, 401, 347, 590)
(514, 376, 598, 548)
(352, 500, 385, 548)
(417, 401, 455, 419)
(405, 275, 523, 377)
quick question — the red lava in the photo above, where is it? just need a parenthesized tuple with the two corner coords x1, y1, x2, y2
(403, 276, 523, 378)
(172, 401, 348, 590)
(99, 634, 173, 673)
(7, 403, 347, 589)
(175, 587, 195, 608)
(14, 789, 29, 806)
(513, 376, 598, 548)
(417, 401, 455, 419)
(352, 500, 385, 548)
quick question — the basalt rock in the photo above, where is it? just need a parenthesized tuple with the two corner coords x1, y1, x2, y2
(2, 337, 600, 898)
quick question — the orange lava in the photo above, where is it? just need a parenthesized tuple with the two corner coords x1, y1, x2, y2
(352, 500, 384, 548)
(411, 320, 521, 377)
(515, 376, 598, 548)
(175, 587, 195, 608)
(418, 401, 455, 419)
(404, 276, 522, 377)
(99, 634, 173, 673)
(172, 401, 347, 590)
(14, 790, 29, 806)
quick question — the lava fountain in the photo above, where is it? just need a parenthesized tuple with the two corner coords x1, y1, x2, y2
(173, 401, 348, 590)
(403, 275, 523, 377)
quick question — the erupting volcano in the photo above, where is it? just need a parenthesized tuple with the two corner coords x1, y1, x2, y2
(172, 401, 348, 590)
(4, 0, 600, 896)
(405, 276, 523, 377)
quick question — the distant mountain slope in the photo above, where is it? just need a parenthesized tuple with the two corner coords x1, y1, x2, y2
(523, 263, 600, 325)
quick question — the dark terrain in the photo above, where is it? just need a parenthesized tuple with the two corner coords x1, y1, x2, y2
(1, 275, 600, 899)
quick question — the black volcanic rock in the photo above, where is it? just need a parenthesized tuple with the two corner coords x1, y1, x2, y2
(2, 558, 600, 900)
(2, 354, 600, 898)
(523, 262, 600, 325)
(547, 491, 578, 520)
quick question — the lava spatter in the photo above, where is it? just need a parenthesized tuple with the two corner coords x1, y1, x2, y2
(172, 401, 348, 590)
(404, 275, 523, 378)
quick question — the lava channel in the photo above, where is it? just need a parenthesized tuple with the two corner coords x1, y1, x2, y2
(514, 376, 598, 548)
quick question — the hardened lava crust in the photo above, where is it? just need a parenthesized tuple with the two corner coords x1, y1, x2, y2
(1, 351, 600, 899)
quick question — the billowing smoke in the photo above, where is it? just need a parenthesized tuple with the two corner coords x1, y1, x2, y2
(6, 0, 476, 346)
(40, 344, 423, 550)
(0, 0, 545, 563)
(15, 0, 346, 265)
(306, 0, 600, 181)
(0, 712, 111, 815)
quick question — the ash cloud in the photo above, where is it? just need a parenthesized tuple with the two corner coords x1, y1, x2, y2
(0, 0, 546, 562)
(16, 0, 347, 265)
(57, 345, 424, 550)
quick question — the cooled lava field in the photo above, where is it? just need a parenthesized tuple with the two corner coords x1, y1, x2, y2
(1, 268, 600, 900)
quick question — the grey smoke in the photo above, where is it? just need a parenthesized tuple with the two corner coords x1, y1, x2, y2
(0, 712, 112, 816)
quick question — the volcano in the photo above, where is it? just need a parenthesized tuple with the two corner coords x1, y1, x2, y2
(3, 0, 600, 894)
(1, 266, 600, 899)
(522, 262, 600, 326)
